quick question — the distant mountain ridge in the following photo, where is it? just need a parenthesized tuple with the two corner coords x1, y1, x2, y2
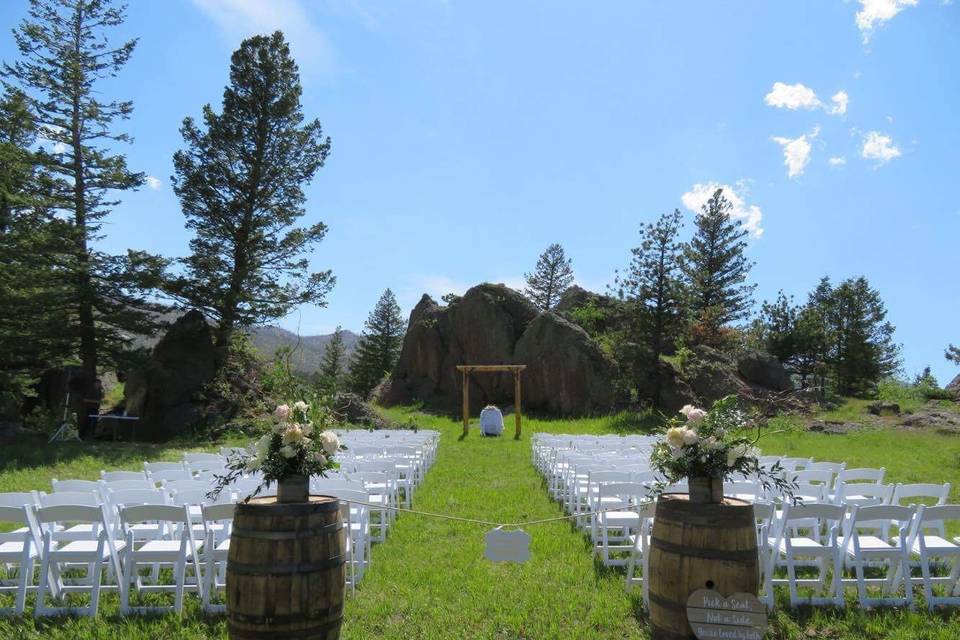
(249, 325, 360, 375)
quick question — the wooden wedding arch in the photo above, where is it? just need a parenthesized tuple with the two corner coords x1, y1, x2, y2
(456, 364, 526, 439)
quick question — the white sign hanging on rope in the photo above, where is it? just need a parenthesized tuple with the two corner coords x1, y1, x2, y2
(484, 527, 531, 563)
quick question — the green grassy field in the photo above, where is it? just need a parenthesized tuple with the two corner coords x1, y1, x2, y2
(0, 404, 959, 638)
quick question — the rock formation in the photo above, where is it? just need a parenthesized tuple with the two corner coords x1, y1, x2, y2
(124, 310, 218, 441)
(382, 283, 617, 416)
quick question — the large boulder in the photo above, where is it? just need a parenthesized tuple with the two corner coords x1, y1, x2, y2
(332, 392, 394, 430)
(383, 283, 617, 416)
(685, 346, 748, 403)
(947, 374, 960, 400)
(513, 313, 616, 416)
(124, 310, 218, 441)
(736, 350, 793, 392)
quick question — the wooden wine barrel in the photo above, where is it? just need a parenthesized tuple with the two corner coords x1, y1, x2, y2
(227, 496, 346, 640)
(647, 494, 758, 640)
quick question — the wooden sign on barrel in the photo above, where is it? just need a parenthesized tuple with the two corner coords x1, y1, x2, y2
(686, 589, 767, 640)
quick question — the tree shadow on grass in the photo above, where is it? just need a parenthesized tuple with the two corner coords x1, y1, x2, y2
(605, 411, 664, 435)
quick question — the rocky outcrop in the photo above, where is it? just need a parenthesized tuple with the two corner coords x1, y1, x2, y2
(124, 310, 218, 441)
(947, 374, 960, 400)
(383, 284, 617, 416)
(868, 401, 901, 416)
(332, 392, 395, 430)
(737, 350, 793, 392)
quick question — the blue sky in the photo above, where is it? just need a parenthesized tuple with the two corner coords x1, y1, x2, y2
(2, 1, 958, 383)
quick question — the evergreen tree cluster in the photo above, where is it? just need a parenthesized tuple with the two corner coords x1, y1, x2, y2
(0, 1, 334, 414)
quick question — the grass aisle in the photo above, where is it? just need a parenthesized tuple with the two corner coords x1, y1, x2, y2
(343, 410, 647, 640)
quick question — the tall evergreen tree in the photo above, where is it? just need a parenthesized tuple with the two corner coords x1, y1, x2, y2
(757, 289, 828, 387)
(524, 243, 575, 311)
(947, 344, 960, 366)
(615, 210, 686, 398)
(316, 325, 347, 394)
(3, 0, 166, 394)
(170, 32, 334, 349)
(682, 189, 755, 342)
(821, 276, 900, 396)
(349, 289, 404, 397)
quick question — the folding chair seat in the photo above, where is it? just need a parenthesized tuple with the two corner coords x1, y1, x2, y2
(34, 504, 124, 617)
(119, 504, 203, 615)
(199, 502, 234, 613)
(909, 505, 960, 610)
(0, 505, 40, 614)
(769, 503, 846, 608)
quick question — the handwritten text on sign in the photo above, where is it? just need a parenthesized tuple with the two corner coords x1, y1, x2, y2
(686, 589, 767, 640)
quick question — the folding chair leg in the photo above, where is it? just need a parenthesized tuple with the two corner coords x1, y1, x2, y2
(89, 558, 103, 617)
(174, 559, 186, 614)
(15, 557, 33, 615)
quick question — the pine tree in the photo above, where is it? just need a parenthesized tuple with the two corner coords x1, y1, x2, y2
(682, 189, 755, 341)
(170, 32, 334, 349)
(349, 289, 404, 397)
(947, 345, 960, 366)
(3, 0, 167, 394)
(615, 210, 686, 398)
(0, 88, 74, 393)
(524, 243, 575, 311)
(317, 326, 347, 394)
(757, 289, 827, 387)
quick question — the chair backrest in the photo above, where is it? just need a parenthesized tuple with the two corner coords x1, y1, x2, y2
(794, 482, 830, 503)
(39, 491, 99, 507)
(597, 482, 650, 506)
(120, 504, 191, 528)
(782, 503, 846, 526)
(101, 470, 147, 482)
(34, 504, 106, 530)
(106, 488, 168, 508)
(0, 505, 35, 543)
(837, 467, 885, 485)
(805, 461, 846, 474)
(201, 502, 236, 523)
(149, 469, 195, 484)
(892, 483, 951, 507)
(793, 469, 835, 486)
(845, 504, 915, 541)
(101, 479, 155, 493)
(0, 491, 39, 507)
(143, 461, 184, 474)
(51, 478, 101, 493)
(836, 482, 894, 506)
(169, 488, 213, 506)
(163, 479, 210, 494)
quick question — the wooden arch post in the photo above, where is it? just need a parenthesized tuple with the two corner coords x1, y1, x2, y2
(456, 365, 526, 439)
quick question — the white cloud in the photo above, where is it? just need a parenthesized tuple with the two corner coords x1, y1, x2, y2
(771, 126, 819, 178)
(681, 182, 764, 238)
(860, 131, 902, 165)
(145, 176, 162, 190)
(412, 275, 471, 300)
(764, 82, 821, 111)
(828, 156, 847, 166)
(856, 0, 918, 43)
(830, 91, 849, 115)
(191, 0, 335, 73)
(52, 141, 67, 154)
(764, 83, 848, 116)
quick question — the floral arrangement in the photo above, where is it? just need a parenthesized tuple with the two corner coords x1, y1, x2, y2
(649, 395, 796, 501)
(210, 400, 345, 501)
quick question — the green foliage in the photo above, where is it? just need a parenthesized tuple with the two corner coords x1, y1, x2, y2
(314, 326, 347, 395)
(524, 243, 574, 311)
(3, 0, 168, 391)
(947, 344, 960, 366)
(202, 331, 268, 429)
(349, 289, 404, 398)
(682, 189, 756, 340)
(169, 31, 334, 348)
(566, 301, 606, 336)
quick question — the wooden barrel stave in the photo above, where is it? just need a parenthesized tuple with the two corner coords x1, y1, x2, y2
(648, 494, 758, 640)
(227, 496, 346, 640)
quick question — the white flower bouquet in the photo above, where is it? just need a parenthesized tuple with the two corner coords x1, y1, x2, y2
(649, 395, 795, 504)
(211, 400, 345, 502)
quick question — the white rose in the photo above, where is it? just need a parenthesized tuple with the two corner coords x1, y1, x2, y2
(681, 428, 699, 446)
(665, 427, 685, 449)
(686, 408, 707, 426)
(280, 445, 297, 459)
(679, 405, 697, 419)
(282, 425, 305, 446)
(726, 444, 749, 468)
(312, 451, 327, 466)
(320, 431, 340, 456)
(293, 400, 309, 412)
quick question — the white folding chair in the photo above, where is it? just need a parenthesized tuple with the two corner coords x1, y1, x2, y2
(200, 502, 235, 613)
(143, 461, 184, 475)
(119, 504, 203, 615)
(351, 471, 394, 542)
(838, 504, 915, 608)
(769, 503, 846, 608)
(835, 483, 893, 508)
(325, 489, 371, 582)
(148, 470, 195, 485)
(910, 504, 960, 610)
(624, 501, 657, 606)
(753, 502, 778, 610)
(101, 479, 155, 494)
(0, 505, 40, 614)
(51, 479, 101, 494)
(596, 483, 648, 566)
(892, 483, 951, 512)
(34, 504, 124, 617)
(834, 467, 885, 502)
